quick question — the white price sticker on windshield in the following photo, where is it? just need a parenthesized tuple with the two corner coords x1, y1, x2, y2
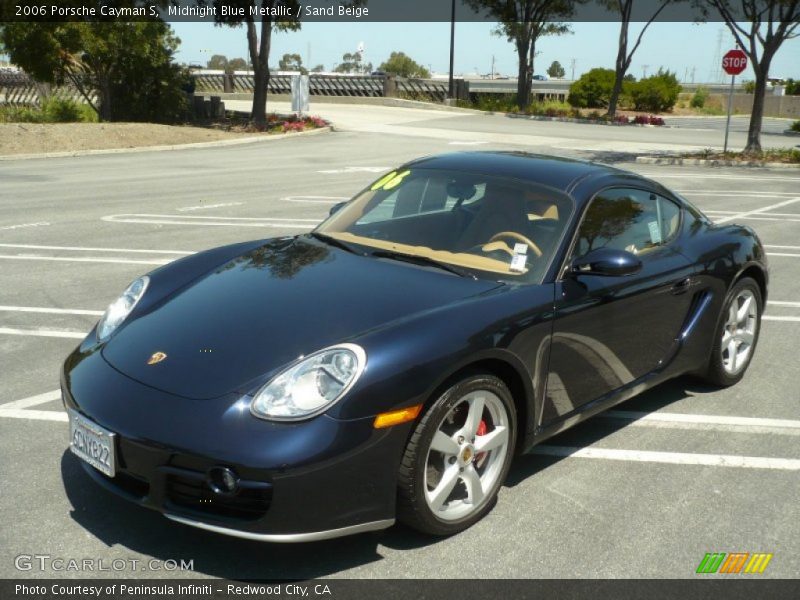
(513, 243, 528, 255)
(510, 254, 527, 272)
(648, 220, 662, 244)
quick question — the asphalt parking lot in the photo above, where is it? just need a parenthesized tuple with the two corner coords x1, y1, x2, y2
(1, 125, 799, 579)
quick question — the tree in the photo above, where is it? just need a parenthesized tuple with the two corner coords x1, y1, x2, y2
(706, 0, 800, 154)
(278, 52, 303, 72)
(0, 19, 187, 122)
(207, 54, 229, 70)
(603, 0, 675, 118)
(311, 64, 326, 73)
(227, 57, 248, 72)
(209, 1, 308, 125)
(464, 0, 576, 107)
(567, 68, 617, 108)
(547, 60, 566, 78)
(379, 52, 430, 78)
(334, 51, 368, 74)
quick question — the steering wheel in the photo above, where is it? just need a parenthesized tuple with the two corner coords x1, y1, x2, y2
(486, 231, 543, 257)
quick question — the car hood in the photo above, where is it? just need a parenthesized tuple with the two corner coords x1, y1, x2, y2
(102, 237, 501, 400)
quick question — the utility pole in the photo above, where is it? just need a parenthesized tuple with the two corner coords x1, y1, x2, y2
(691, 67, 696, 84)
(642, 64, 649, 79)
(491, 55, 495, 80)
(570, 58, 576, 81)
(448, 0, 456, 99)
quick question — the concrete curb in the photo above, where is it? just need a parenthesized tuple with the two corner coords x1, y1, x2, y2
(0, 126, 332, 161)
(635, 155, 800, 169)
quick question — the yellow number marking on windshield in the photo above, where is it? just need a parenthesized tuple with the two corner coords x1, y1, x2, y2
(370, 171, 398, 191)
(383, 170, 411, 190)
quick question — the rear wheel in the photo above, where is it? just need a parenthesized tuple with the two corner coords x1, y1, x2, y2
(702, 277, 762, 387)
(397, 374, 516, 536)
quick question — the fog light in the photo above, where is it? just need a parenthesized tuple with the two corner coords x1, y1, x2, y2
(207, 466, 239, 494)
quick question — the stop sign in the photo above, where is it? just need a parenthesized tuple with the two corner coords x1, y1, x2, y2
(722, 49, 747, 76)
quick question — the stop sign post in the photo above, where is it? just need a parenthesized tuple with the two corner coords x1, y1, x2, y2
(722, 49, 748, 152)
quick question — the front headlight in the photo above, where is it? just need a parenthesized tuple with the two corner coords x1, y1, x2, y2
(251, 344, 366, 421)
(96, 276, 149, 341)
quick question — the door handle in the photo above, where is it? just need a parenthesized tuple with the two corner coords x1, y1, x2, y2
(671, 277, 692, 295)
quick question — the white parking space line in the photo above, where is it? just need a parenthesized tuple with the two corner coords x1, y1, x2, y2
(0, 254, 172, 265)
(766, 245, 800, 250)
(0, 327, 86, 339)
(532, 446, 800, 471)
(705, 211, 800, 217)
(765, 253, 800, 258)
(102, 214, 319, 229)
(281, 196, 349, 204)
(0, 390, 61, 410)
(449, 141, 489, 146)
(711, 197, 800, 224)
(317, 166, 390, 174)
(641, 173, 800, 183)
(0, 409, 67, 422)
(769, 301, 800, 307)
(763, 316, 800, 322)
(602, 410, 800, 435)
(0, 391, 67, 423)
(0, 243, 194, 255)
(176, 202, 243, 212)
(0, 221, 50, 231)
(0, 306, 103, 316)
(677, 191, 798, 197)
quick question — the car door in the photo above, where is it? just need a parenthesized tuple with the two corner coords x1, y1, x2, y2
(541, 187, 695, 425)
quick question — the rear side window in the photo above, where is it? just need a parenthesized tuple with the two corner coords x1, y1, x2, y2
(575, 188, 681, 257)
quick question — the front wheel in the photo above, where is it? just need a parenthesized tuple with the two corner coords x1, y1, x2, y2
(702, 277, 762, 387)
(397, 374, 516, 536)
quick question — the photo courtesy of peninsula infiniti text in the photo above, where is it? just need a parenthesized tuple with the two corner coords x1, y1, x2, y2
(63, 152, 768, 541)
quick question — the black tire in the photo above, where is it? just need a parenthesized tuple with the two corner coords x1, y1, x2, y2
(397, 374, 517, 536)
(701, 277, 762, 387)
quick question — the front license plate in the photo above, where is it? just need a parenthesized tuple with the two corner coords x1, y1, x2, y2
(68, 409, 116, 477)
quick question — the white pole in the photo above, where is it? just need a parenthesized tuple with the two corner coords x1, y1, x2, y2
(723, 73, 735, 154)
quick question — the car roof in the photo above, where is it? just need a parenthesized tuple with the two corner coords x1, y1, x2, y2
(404, 151, 642, 196)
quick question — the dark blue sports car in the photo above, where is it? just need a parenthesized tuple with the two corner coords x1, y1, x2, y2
(63, 152, 768, 541)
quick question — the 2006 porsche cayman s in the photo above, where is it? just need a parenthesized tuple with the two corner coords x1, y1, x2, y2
(63, 152, 768, 541)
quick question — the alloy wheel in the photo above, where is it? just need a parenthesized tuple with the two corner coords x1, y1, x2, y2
(423, 390, 510, 521)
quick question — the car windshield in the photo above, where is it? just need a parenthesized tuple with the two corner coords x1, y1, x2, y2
(315, 168, 573, 283)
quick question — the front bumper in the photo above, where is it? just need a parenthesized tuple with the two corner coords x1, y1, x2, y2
(62, 347, 407, 540)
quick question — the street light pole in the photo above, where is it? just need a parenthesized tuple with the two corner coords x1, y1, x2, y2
(448, 0, 456, 99)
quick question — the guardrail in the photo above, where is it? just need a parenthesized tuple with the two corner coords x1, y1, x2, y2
(192, 73, 463, 102)
(0, 71, 93, 106)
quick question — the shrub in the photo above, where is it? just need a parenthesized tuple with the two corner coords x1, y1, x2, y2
(474, 94, 519, 113)
(791, 120, 800, 132)
(568, 68, 617, 108)
(632, 114, 665, 126)
(40, 97, 89, 122)
(690, 87, 709, 108)
(282, 120, 306, 133)
(742, 80, 756, 94)
(628, 69, 681, 112)
(785, 79, 800, 95)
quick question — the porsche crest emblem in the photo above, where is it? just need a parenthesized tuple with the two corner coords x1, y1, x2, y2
(147, 351, 168, 365)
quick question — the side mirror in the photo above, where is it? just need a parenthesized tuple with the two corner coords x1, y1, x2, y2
(570, 247, 642, 277)
(329, 202, 346, 216)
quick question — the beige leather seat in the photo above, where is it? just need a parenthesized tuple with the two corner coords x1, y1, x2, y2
(458, 184, 528, 250)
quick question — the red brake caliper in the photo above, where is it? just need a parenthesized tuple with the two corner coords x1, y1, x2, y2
(475, 419, 488, 466)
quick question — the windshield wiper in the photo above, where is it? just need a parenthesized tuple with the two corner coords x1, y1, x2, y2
(307, 232, 363, 255)
(370, 250, 476, 279)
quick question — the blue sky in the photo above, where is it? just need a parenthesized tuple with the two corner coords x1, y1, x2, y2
(172, 21, 800, 82)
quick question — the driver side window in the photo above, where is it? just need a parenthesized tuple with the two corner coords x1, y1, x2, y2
(575, 188, 680, 258)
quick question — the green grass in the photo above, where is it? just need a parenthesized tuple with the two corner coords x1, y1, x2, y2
(0, 98, 97, 123)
